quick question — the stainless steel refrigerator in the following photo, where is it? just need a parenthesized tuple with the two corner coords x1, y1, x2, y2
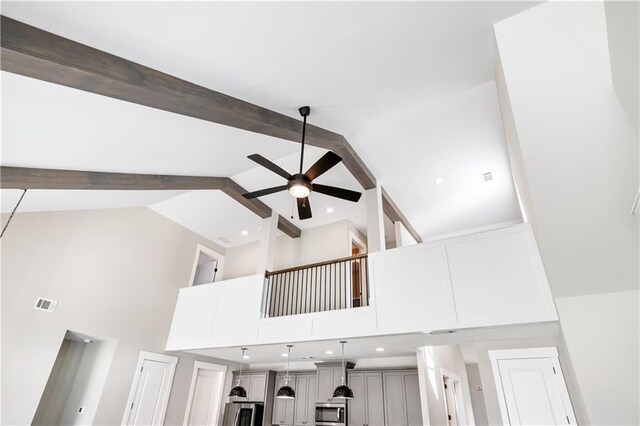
(222, 403, 264, 426)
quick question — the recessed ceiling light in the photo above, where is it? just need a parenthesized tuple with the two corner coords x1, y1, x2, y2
(326, 207, 334, 213)
(375, 347, 385, 352)
(434, 177, 444, 185)
(281, 353, 289, 357)
(257, 227, 262, 232)
(243, 355, 250, 359)
(325, 350, 334, 355)
(241, 230, 248, 236)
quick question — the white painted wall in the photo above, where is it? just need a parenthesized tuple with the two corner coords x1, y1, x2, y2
(555, 290, 639, 425)
(0, 207, 235, 425)
(222, 219, 366, 279)
(604, 0, 639, 133)
(494, 1, 639, 297)
(465, 364, 488, 426)
(417, 345, 475, 426)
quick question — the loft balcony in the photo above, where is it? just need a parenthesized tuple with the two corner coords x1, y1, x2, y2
(166, 223, 558, 352)
(263, 254, 370, 318)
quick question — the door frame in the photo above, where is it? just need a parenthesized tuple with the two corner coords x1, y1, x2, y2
(440, 368, 465, 426)
(182, 361, 228, 426)
(188, 243, 226, 286)
(489, 347, 577, 425)
(122, 351, 179, 425)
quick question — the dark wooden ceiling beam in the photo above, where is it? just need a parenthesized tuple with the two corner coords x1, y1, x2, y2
(0, 15, 374, 189)
(381, 187, 423, 244)
(0, 166, 301, 238)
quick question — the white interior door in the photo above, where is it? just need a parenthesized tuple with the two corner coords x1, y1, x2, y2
(123, 352, 178, 426)
(184, 361, 227, 426)
(490, 348, 576, 426)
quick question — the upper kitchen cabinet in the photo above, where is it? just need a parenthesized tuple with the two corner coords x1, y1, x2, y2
(316, 362, 354, 402)
(445, 225, 557, 327)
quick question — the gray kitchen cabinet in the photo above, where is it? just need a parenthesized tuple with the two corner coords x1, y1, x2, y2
(365, 373, 385, 426)
(316, 366, 335, 402)
(402, 372, 423, 426)
(383, 372, 405, 426)
(273, 373, 295, 425)
(250, 373, 268, 401)
(231, 372, 271, 402)
(294, 374, 317, 425)
(306, 375, 317, 425)
(315, 362, 354, 402)
(348, 373, 366, 426)
(348, 372, 385, 426)
(382, 371, 422, 426)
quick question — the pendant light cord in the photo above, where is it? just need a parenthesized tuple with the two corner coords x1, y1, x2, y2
(285, 345, 293, 385)
(1, 189, 27, 239)
(299, 113, 307, 174)
(340, 341, 346, 385)
(238, 347, 247, 385)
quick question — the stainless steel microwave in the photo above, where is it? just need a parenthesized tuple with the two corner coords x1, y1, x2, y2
(315, 402, 346, 426)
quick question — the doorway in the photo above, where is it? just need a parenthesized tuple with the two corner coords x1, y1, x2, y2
(441, 371, 463, 426)
(183, 361, 228, 426)
(32, 330, 116, 425)
(489, 347, 577, 425)
(122, 351, 178, 425)
(349, 232, 366, 307)
(189, 244, 225, 286)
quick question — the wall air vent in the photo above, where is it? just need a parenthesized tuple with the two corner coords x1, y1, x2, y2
(34, 297, 57, 313)
(482, 172, 493, 182)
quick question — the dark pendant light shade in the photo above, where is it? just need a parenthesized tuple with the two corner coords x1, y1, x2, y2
(276, 384, 296, 399)
(229, 347, 248, 398)
(332, 340, 354, 400)
(229, 384, 247, 398)
(332, 384, 354, 399)
(277, 345, 296, 399)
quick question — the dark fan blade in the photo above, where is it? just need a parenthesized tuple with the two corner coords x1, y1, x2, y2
(297, 197, 312, 220)
(248, 154, 292, 180)
(313, 184, 362, 202)
(304, 151, 342, 181)
(242, 185, 288, 199)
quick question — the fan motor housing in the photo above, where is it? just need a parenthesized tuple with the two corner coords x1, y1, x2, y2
(288, 174, 312, 192)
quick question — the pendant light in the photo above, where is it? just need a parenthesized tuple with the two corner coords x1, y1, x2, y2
(229, 347, 248, 398)
(332, 340, 354, 399)
(276, 345, 296, 399)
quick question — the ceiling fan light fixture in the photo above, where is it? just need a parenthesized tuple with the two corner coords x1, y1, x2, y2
(288, 183, 311, 198)
(242, 106, 362, 219)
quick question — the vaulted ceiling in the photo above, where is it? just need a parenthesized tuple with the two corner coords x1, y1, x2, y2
(0, 1, 540, 246)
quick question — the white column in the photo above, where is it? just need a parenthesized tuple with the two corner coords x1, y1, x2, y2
(365, 186, 386, 252)
(394, 221, 406, 247)
(256, 210, 279, 274)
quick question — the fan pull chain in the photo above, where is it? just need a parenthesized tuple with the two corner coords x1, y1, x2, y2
(291, 198, 295, 219)
(1, 189, 27, 239)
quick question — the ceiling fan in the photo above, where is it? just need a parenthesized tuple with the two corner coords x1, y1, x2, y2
(242, 106, 362, 220)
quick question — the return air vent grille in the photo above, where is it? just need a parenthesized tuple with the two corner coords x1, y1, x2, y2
(482, 172, 493, 182)
(34, 297, 57, 313)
